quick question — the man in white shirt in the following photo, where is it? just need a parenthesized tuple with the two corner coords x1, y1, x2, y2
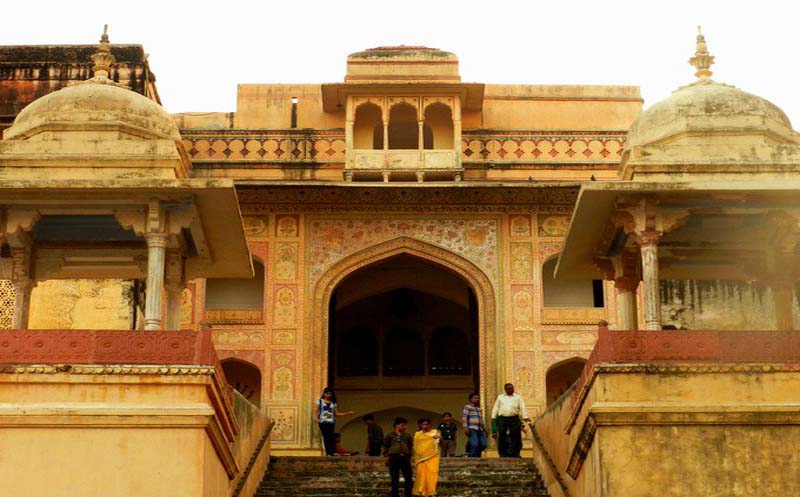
(491, 383, 530, 457)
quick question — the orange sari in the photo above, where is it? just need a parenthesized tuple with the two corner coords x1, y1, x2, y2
(413, 429, 440, 496)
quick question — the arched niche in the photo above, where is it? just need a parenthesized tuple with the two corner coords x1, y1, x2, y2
(337, 326, 379, 376)
(388, 103, 418, 149)
(429, 326, 470, 375)
(542, 255, 604, 308)
(545, 357, 587, 406)
(383, 326, 425, 376)
(424, 103, 454, 150)
(353, 102, 383, 150)
(205, 258, 265, 310)
(337, 405, 446, 457)
(221, 357, 262, 407)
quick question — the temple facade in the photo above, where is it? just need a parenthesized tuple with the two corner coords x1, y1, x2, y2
(0, 40, 648, 454)
(1, 30, 799, 491)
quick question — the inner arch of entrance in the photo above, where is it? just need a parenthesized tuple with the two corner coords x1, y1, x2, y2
(305, 236, 499, 448)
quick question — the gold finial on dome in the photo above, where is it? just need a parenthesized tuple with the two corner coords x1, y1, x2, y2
(688, 26, 715, 80)
(89, 24, 115, 81)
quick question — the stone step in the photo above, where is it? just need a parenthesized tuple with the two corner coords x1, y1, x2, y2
(257, 489, 550, 497)
(257, 491, 550, 497)
(257, 456, 551, 497)
(265, 471, 540, 488)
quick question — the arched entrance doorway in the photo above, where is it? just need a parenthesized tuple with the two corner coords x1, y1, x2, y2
(221, 358, 262, 407)
(545, 357, 587, 406)
(329, 254, 479, 452)
(307, 237, 498, 449)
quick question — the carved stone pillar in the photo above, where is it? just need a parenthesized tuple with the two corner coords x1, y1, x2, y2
(637, 230, 662, 330)
(144, 232, 168, 331)
(383, 120, 389, 151)
(10, 246, 32, 330)
(614, 276, 640, 331)
(453, 118, 462, 168)
(770, 278, 796, 331)
(164, 249, 185, 331)
(344, 119, 354, 170)
(11, 279, 32, 330)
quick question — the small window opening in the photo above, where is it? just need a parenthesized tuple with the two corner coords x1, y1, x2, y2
(290, 97, 298, 128)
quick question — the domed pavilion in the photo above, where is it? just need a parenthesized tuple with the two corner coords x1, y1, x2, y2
(0, 28, 252, 330)
(556, 28, 800, 331)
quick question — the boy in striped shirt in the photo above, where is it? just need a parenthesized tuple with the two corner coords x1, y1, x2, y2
(461, 392, 487, 457)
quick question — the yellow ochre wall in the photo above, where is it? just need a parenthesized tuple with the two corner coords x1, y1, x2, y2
(534, 367, 800, 497)
(0, 372, 236, 497)
(175, 84, 641, 132)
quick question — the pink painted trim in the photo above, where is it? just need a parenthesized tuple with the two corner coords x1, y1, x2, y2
(571, 325, 800, 407)
(0, 328, 219, 365)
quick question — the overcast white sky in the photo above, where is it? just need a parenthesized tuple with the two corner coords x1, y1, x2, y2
(3, 0, 799, 126)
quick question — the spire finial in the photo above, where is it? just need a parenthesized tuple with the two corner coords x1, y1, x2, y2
(90, 24, 115, 81)
(688, 25, 715, 80)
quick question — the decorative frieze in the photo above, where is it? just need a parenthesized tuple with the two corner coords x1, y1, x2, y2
(541, 307, 607, 325)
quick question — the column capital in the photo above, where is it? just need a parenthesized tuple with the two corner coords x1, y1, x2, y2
(593, 256, 616, 280)
(635, 230, 661, 247)
(11, 277, 34, 292)
(614, 275, 640, 293)
(144, 232, 168, 249)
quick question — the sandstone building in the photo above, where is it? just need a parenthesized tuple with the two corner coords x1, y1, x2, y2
(0, 28, 798, 497)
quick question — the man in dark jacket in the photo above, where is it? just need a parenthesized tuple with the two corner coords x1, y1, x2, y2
(363, 414, 384, 456)
(383, 416, 413, 497)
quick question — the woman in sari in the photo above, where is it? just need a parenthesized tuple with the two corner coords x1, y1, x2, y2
(413, 417, 441, 497)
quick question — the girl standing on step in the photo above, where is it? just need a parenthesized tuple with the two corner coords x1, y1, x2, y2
(313, 387, 354, 456)
(412, 417, 441, 496)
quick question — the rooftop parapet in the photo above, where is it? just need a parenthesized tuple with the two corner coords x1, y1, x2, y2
(345, 46, 460, 84)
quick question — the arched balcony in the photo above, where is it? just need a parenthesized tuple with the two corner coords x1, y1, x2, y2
(353, 102, 383, 150)
(424, 103, 454, 150)
(346, 96, 462, 182)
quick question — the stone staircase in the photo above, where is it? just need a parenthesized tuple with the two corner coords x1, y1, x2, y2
(257, 456, 550, 497)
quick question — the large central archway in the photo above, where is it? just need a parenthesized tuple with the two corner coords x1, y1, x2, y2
(331, 254, 479, 451)
(306, 237, 498, 448)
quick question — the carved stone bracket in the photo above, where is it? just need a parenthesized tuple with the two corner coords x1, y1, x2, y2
(614, 198, 690, 239)
(3, 208, 40, 247)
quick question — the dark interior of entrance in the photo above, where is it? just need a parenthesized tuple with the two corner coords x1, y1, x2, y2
(328, 254, 479, 453)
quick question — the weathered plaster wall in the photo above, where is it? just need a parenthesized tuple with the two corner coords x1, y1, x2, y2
(536, 367, 800, 497)
(28, 279, 133, 330)
(0, 372, 236, 497)
(599, 424, 800, 497)
(660, 279, 786, 330)
(534, 384, 600, 497)
(481, 85, 642, 131)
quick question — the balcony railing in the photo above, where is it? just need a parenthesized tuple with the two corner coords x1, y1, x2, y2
(346, 149, 462, 181)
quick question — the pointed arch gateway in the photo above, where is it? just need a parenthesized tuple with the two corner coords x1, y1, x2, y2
(304, 236, 500, 447)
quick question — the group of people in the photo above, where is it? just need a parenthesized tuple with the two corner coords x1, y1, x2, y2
(314, 383, 531, 497)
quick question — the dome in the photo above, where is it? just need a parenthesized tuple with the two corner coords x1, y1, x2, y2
(620, 29, 800, 181)
(625, 80, 795, 150)
(4, 81, 180, 141)
(0, 29, 189, 181)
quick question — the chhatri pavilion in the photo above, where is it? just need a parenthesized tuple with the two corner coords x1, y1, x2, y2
(0, 27, 798, 497)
